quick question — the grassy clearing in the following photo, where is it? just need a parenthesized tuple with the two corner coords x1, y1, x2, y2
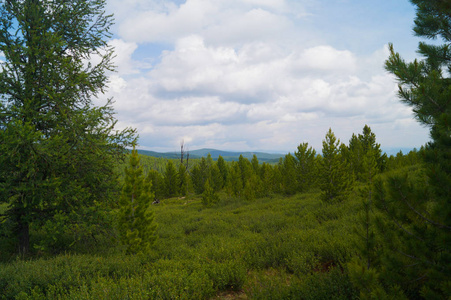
(0, 191, 360, 299)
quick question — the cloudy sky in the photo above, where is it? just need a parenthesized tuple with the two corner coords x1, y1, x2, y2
(101, 0, 430, 154)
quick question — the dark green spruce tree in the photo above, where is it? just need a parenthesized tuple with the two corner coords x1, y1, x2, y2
(118, 146, 157, 254)
(0, 0, 135, 254)
(355, 1, 451, 298)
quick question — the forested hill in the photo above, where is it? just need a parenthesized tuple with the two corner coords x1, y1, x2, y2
(138, 148, 284, 162)
(137, 147, 415, 162)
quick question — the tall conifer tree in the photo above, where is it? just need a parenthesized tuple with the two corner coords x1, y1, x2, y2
(118, 146, 157, 254)
(0, 0, 135, 253)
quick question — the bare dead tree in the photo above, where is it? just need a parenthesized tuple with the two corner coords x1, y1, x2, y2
(180, 139, 185, 165)
(180, 139, 190, 170)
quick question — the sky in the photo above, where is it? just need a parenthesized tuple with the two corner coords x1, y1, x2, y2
(99, 0, 431, 154)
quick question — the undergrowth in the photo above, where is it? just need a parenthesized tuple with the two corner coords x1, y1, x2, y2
(0, 191, 360, 299)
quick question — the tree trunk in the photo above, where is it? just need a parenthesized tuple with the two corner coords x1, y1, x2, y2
(17, 221, 30, 255)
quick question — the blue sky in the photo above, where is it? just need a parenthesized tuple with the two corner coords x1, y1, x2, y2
(100, 0, 430, 153)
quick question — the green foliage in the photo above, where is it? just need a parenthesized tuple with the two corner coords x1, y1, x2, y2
(226, 162, 243, 197)
(146, 169, 165, 201)
(362, 1, 451, 297)
(202, 179, 219, 207)
(217, 155, 229, 185)
(209, 163, 223, 192)
(164, 160, 179, 198)
(385, 148, 423, 171)
(246, 267, 357, 300)
(319, 128, 354, 203)
(251, 154, 260, 174)
(0, 0, 135, 254)
(259, 162, 275, 197)
(347, 146, 384, 299)
(117, 147, 157, 254)
(178, 163, 189, 196)
(281, 153, 298, 195)
(0, 189, 365, 299)
(370, 168, 450, 298)
(345, 125, 386, 182)
(294, 142, 318, 192)
(238, 154, 253, 188)
(0, 254, 150, 300)
(191, 157, 210, 194)
(243, 174, 259, 201)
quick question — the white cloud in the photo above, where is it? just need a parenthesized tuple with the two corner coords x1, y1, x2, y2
(101, 0, 430, 152)
(113, 0, 296, 47)
(290, 46, 357, 74)
(108, 39, 142, 75)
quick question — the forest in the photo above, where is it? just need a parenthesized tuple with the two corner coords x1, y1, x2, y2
(0, 0, 450, 299)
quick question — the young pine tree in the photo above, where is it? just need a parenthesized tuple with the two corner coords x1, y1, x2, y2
(347, 133, 365, 181)
(217, 155, 229, 186)
(260, 162, 275, 197)
(227, 162, 243, 198)
(210, 163, 224, 192)
(294, 142, 318, 192)
(191, 157, 209, 194)
(146, 169, 164, 201)
(320, 128, 354, 203)
(164, 160, 179, 198)
(243, 174, 261, 201)
(251, 154, 260, 174)
(281, 153, 298, 195)
(118, 147, 157, 254)
(202, 179, 219, 207)
(178, 163, 189, 197)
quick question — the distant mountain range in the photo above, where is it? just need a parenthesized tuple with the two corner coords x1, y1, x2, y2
(137, 147, 420, 162)
(137, 148, 284, 163)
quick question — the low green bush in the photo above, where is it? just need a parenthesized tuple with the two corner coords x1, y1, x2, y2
(205, 261, 247, 291)
(1, 189, 364, 299)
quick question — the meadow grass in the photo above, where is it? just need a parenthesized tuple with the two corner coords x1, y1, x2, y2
(0, 191, 360, 299)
